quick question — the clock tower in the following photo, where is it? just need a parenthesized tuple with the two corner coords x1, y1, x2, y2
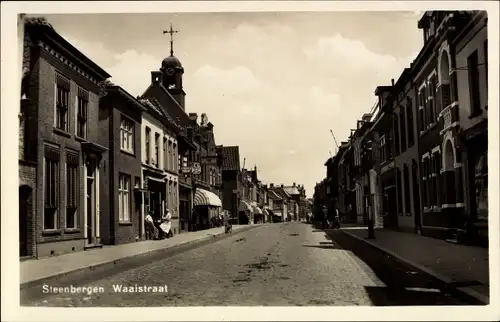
(161, 23, 185, 109)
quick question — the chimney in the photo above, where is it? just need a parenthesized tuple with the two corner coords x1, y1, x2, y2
(207, 122, 214, 131)
(270, 183, 274, 188)
(293, 182, 296, 187)
(151, 71, 163, 85)
(281, 184, 284, 188)
(391, 78, 395, 86)
(187, 127, 193, 140)
(188, 113, 198, 123)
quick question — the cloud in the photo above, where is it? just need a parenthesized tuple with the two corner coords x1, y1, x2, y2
(191, 65, 261, 96)
(50, 16, 421, 198)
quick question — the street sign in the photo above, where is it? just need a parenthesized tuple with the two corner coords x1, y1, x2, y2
(192, 162, 202, 175)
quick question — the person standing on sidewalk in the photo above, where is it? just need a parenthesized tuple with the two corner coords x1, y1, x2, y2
(145, 212, 158, 240)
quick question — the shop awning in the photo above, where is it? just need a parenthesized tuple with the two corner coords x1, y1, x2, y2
(194, 188, 222, 207)
(239, 200, 253, 212)
(249, 201, 263, 214)
(262, 208, 269, 216)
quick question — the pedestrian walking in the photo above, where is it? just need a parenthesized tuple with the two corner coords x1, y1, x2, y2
(334, 205, 341, 229)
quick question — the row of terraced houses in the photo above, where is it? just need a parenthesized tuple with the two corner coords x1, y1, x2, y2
(18, 17, 309, 259)
(314, 11, 488, 247)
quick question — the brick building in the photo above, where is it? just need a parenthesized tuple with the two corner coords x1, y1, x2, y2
(138, 97, 182, 236)
(220, 146, 244, 224)
(453, 11, 488, 244)
(98, 85, 145, 244)
(20, 18, 111, 257)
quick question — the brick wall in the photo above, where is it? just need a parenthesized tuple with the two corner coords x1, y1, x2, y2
(19, 162, 37, 257)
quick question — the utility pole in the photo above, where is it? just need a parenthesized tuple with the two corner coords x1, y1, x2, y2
(363, 132, 376, 239)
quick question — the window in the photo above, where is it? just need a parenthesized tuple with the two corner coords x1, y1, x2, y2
(403, 165, 411, 214)
(400, 108, 407, 152)
(173, 143, 177, 172)
(145, 127, 151, 164)
(468, 50, 481, 116)
(163, 138, 168, 170)
(66, 153, 79, 229)
(44, 146, 60, 230)
(154, 133, 160, 167)
(428, 76, 436, 124)
(76, 88, 88, 138)
(429, 155, 436, 206)
(168, 141, 173, 171)
(120, 116, 134, 154)
(407, 97, 415, 147)
(418, 90, 426, 132)
(434, 151, 441, 206)
(484, 40, 488, 89)
(55, 73, 70, 131)
(396, 168, 403, 215)
(118, 174, 131, 222)
(168, 181, 173, 209)
(380, 135, 386, 163)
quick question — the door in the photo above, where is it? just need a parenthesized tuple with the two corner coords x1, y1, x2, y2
(412, 161, 422, 233)
(387, 187, 398, 228)
(19, 186, 30, 257)
(86, 159, 96, 244)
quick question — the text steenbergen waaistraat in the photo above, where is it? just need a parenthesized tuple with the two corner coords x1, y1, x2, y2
(42, 284, 168, 295)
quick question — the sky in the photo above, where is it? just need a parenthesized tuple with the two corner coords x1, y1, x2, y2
(41, 11, 424, 198)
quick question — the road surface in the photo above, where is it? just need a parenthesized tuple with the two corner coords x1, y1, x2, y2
(21, 222, 474, 306)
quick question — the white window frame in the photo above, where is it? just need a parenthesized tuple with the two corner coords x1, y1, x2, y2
(118, 174, 131, 223)
(120, 116, 134, 154)
(43, 153, 60, 231)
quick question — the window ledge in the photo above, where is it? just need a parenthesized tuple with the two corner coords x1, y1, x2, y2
(64, 228, 80, 234)
(120, 149, 135, 157)
(75, 136, 87, 142)
(42, 229, 62, 236)
(469, 110, 483, 119)
(119, 221, 133, 226)
(53, 127, 71, 138)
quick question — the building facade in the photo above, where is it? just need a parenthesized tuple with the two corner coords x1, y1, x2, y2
(220, 146, 243, 224)
(453, 11, 488, 244)
(20, 18, 111, 257)
(98, 85, 145, 245)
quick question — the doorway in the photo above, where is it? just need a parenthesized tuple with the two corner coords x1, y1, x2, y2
(19, 185, 32, 257)
(412, 160, 422, 233)
(86, 159, 96, 245)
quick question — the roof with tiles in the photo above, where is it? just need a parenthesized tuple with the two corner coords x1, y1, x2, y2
(221, 146, 241, 171)
(138, 97, 183, 133)
(283, 186, 300, 196)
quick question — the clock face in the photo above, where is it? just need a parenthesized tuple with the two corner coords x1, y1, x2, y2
(166, 67, 175, 76)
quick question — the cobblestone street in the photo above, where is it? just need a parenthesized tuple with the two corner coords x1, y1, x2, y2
(21, 223, 474, 307)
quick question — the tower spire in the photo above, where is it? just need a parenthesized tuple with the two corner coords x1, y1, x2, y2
(163, 22, 179, 57)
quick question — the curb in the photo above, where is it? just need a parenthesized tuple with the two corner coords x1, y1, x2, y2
(20, 225, 259, 291)
(339, 229, 489, 305)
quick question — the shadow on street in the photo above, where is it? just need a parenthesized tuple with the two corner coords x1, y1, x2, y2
(320, 228, 480, 306)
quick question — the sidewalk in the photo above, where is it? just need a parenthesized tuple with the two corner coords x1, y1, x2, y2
(339, 225, 490, 304)
(20, 225, 256, 287)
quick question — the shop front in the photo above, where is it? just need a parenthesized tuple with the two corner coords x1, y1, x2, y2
(238, 200, 253, 225)
(251, 201, 264, 224)
(143, 174, 167, 225)
(193, 188, 222, 231)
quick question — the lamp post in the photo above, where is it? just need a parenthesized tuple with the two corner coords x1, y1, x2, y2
(362, 137, 375, 239)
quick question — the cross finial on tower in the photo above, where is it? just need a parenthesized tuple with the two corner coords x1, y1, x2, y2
(163, 22, 179, 57)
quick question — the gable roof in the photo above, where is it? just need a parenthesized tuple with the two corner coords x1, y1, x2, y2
(221, 146, 240, 171)
(268, 190, 282, 200)
(138, 97, 183, 133)
(283, 186, 300, 195)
